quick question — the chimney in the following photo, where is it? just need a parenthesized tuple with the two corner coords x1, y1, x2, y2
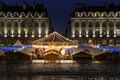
(33, 2, 36, 10)
(75, 3, 87, 11)
(104, 1, 109, 9)
(23, 1, 27, 10)
(109, 3, 114, 8)
(0, 0, 5, 10)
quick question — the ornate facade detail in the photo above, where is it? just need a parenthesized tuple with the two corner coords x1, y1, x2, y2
(66, 4, 120, 46)
(0, 1, 53, 46)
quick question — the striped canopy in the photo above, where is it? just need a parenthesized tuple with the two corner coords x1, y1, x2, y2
(32, 31, 78, 47)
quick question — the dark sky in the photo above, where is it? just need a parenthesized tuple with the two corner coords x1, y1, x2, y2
(2, 0, 120, 33)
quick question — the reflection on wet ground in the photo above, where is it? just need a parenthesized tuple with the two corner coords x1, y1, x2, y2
(0, 61, 120, 80)
(1, 75, 120, 80)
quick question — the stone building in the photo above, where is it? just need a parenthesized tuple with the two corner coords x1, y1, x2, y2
(0, 1, 53, 46)
(66, 3, 120, 46)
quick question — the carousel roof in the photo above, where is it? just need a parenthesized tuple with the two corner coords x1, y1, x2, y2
(33, 31, 76, 43)
(13, 40, 23, 46)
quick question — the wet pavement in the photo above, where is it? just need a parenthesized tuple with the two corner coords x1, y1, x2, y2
(0, 61, 120, 80)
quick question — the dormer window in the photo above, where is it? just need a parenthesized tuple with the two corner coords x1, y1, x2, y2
(88, 12, 93, 17)
(27, 12, 32, 17)
(0, 12, 5, 17)
(95, 12, 100, 17)
(41, 12, 46, 17)
(7, 12, 12, 17)
(102, 12, 107, 17)
(109, 12, 114, 17)
(81, 12, 86, 17)
(13, 12, 19, 17)
(75, 12, 79, 17)
(116, 12, 120, 17)
(20, 12, 26, 17)
(34, 12, 39, 17)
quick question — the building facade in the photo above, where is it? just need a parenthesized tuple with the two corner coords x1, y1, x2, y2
(0, 1, 53, 46)
(66, 3, 120, 46)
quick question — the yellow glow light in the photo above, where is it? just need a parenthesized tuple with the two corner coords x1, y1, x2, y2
(95, 29, 99, 31)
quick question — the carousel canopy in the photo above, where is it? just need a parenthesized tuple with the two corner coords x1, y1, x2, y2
(33, 31, 76, 42)
(13, 40, 23, 46)
(32, 31, 78, 47)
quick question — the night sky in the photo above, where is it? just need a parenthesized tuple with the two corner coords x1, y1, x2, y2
(2, 0, 120, 33)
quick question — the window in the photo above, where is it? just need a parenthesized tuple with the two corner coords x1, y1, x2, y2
(117, 29, 120, 36)
(88, 29, 93, 37)
(81, 22, 86, 27)
(14, 22, 18, 27)
(21, 21, 26, 27)
(41, 22, 47, 37)
(41, 22, 46, 28)
(75, 30, 79, 38)
(102, 22, 107, 27)
(27, 21, 32, 27)
(74, 22, 79, 27)
(0, 21, 5, 27)
(109, 30, 114, 37)
(95, 22, 100, 27)
(116, 22, 120, 37)
(88, 22, 93, 27)
(34, 22, 39, 27)
(81, 30, 86, 36)
(116, 22, 120, 27)
(109, 22, 114, 27)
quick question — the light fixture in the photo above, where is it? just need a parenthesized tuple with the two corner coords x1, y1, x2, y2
(45, 34, 48, 37)
(25, 35, 27, 37)
(32, 35, 34, 37)
(4, 35, 7, 37)
(18, 35, 21, 37)
(95, 29, 99, 31)
(11, 35, 14, 37)
(39, 34, 41, 37)
(72, 34, 75, 37)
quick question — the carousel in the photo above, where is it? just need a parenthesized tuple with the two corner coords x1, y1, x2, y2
(32, 31, 78, 61)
